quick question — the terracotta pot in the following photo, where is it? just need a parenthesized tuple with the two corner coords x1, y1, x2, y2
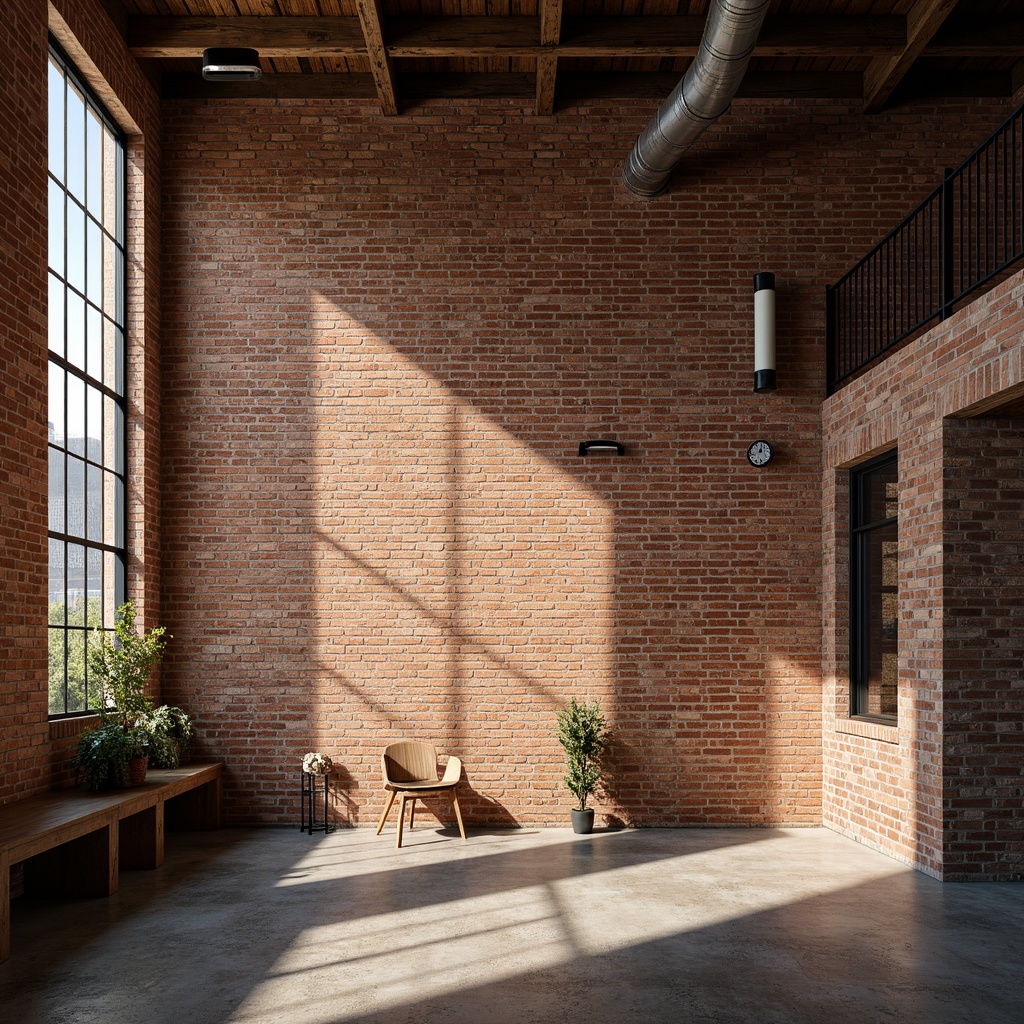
(128, 756, 149, 787)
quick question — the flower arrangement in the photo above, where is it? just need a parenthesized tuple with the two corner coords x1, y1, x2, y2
(302, 751, 333, 776)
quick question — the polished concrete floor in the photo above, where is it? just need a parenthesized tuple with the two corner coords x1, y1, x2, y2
(2, 824, 1023, 1024)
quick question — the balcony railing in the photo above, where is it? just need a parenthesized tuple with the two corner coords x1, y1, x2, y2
(826, 101, 1024, 395)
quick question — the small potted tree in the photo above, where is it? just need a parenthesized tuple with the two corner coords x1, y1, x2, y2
(72, 601, 189, 789)
(556, 697, 608, 834)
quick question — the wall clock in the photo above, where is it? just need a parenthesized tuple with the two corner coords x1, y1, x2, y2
(746, 439, 773, 466)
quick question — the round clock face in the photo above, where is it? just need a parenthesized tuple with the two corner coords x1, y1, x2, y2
(747, 440, 773, 466)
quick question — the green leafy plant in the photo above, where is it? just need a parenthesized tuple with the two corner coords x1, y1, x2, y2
(89, 601, 168, 729)
(71, 601, 190, 789)
(141, 704, 193, 769)
(72, 722, 149, 791)
(556, 697, 608, 811)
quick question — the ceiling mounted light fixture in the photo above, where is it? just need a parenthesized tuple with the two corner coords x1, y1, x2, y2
(202, 48, 262, 82)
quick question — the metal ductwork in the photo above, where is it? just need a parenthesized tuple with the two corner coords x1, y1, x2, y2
(622, 0, 770, 197)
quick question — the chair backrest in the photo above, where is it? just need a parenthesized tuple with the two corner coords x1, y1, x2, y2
(382, 741, 438, 784)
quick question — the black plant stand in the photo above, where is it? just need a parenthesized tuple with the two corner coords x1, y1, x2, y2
(300, 771, 334, 834)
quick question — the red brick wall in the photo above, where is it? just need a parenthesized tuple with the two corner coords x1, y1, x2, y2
(823, 265, 1024, 880)
(943, 416, 1024, 880)
(159, 94, 1013, 827)
(0, 0, 161, 804)
(0, 0, 49, 801)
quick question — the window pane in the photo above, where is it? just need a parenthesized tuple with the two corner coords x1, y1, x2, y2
(87, 304, 102, 382)
(67, 373, 85, 457)
(66, 629, 86, 713)
(103, 470, 117, 546)
(48, 59, 65, 182)
(113, 326, 125, 396)
(67, 543, 85, 615)
(67, 456, 85, 537)
(49, 539, 65, 622)
(87, 463, 102, 542)
(863, 523, 898, 717)
(103, 551, 118, 628)
(48, 179, 64, 275)
(48, 361, 65, 446)
(87, 218, 102, 305)
(66, 83, 85, 201)
(48, 629, 66, 715)
(86, 383, 102, 462)
(66, 200, 85, 293)
(48, 447, 65, 533)
(103, 395, 117, 468)
(86, 107, 102, 218)
(114, 402, 125, 474)
(114, 475, 125, 548)
(859, 458, 898, 526)
(49, 273, 64, 357)
(87, 547, 103, 614)
(66, 289, 85, 371)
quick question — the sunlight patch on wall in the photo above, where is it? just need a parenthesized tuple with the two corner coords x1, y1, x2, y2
(305, 295, 616, 747)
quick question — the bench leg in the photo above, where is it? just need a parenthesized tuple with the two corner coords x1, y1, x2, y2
(24, 823, 118, 899)
(1, 849, 9, 963)
(120, 804, 164, 870)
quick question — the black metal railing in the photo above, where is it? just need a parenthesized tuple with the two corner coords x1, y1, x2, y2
(827, 101, 1024, 394)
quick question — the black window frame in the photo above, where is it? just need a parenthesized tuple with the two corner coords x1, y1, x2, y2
(47, 39, 128, 719)
(849, 449, 899, 723)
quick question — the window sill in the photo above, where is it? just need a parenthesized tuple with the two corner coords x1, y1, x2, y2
(49, 714, 101, 741)
(835, 717, 899, 745)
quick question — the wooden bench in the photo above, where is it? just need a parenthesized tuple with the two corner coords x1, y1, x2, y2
(0, 762, 223, 962)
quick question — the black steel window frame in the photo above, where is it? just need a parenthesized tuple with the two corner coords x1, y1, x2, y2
(47, 39, 128, 718)
(849, 450, 899, 723)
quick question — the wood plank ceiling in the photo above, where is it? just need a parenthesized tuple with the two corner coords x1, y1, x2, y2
(112, 0, 1024, 116)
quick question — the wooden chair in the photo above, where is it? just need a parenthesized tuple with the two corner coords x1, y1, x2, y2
(374, 741, 467, 848)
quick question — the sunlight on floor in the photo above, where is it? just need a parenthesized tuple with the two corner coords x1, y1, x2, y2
(234, 828, 909, 1023)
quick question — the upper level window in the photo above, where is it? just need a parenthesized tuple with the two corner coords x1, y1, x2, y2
(47, 42, 127, 717)
(850, 451, 898, 721)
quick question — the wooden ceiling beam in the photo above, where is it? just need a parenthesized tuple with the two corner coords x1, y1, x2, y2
(355, 0, 399, 116)
(129, 14, 908, 61)
(926, 16, 1024, 57)
(128, 17, 366, 57)
(535, 0, 563, 116)
(159, 69, 1009, 106)
(862, 0, 958, 114)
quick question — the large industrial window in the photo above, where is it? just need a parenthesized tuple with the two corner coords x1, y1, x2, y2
(47, 42, 127, 716)
(850, 451, 899, 721)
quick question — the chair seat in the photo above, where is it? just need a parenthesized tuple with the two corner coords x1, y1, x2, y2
(385, 779, 457, 792)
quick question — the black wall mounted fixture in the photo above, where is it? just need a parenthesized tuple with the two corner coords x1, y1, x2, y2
(754, 272, 776, 391)
(579, 440, 625, 456)
(202, 48, 262, 82)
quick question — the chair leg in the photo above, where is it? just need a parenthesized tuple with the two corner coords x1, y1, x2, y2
(450, 792, 467, 840)
(409, 798, 416, 830)
(396, 794, 408, 848)
(375, 790, 397, 836)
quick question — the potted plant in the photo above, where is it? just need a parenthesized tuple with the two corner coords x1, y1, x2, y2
(72, 601, 186, 789)
(556, 697, 608, 834)
(141, 704, 193, 769)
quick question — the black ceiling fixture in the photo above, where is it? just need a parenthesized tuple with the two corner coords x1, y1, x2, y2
(202, 48, 262, 82)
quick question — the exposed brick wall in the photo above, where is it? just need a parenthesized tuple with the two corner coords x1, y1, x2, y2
(823, 267, 1024, 880)
(0, 0, 161, 804)
(0, 0, 49, 801)
(942, 416, 1024, 880)
(159, 93, 1013, 827)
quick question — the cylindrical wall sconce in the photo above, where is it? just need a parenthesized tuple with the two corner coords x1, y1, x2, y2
(753, 272, 776, 391)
